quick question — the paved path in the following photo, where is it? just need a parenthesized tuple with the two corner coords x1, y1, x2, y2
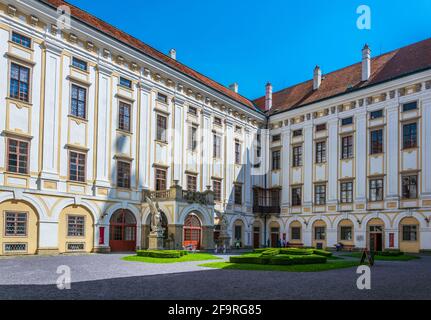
(0, 253, 430, 300)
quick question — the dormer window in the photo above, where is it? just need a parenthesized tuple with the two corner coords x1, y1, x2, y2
(341, 117, 353, 126)
(72, 57, 88, 71)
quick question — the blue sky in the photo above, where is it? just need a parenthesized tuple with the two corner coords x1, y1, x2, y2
(67, 0, 431, 100)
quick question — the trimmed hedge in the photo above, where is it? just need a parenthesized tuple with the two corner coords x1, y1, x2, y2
(136, 250, 189, 258)
(253, 247, 332, 258)
(312, 249, 333, 257)
(230, 253, 327, 265)
(376, 250, 404, 257)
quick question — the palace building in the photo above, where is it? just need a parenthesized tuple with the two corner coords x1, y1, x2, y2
(0, 0, 430, 255)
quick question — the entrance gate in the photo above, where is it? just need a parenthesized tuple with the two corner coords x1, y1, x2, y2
(109, 209, 137, 252)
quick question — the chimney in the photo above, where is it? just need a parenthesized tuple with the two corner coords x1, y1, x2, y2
(313, 65, 322, 90)
(265, 82, 273, 111)
(169, 48, 176, 60)
(362, 44, 371, 81)
(229, 82, 239, 93)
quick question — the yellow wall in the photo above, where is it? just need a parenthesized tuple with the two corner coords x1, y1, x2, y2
(312, 220, 327, 249)
(0, 200, 39, 255)
(58, 205, 94, 253)
(399, 217, 420, 253)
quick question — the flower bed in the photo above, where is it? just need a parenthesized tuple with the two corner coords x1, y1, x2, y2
(230, 248, 330, 265)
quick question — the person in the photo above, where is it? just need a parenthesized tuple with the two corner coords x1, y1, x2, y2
(277, 238, 281, 248)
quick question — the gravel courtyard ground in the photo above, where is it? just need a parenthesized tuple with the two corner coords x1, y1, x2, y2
(0, 253, 430, 300)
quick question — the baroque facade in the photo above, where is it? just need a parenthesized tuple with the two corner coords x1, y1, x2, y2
(0, 0, 430, 255)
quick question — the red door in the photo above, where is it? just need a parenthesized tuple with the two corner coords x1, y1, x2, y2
(183, 214, 201, 249)
(109, 209, 137, 252)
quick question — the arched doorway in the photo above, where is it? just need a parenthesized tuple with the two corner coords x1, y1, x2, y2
(109, 209, 136, 252)
(367, 218, 384, 252)
(399, 217, 420, 253)
(270, 221, 280, 247)
(183, 213, 202, 249)
(312, 220, 327, 249)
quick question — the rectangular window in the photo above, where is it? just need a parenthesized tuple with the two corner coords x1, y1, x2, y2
(291, 227, 301, 240)
(369, 179, 384, 202)
(235, 140, 241, 165)
(291, 187, 302, 206)
(155, 168, 167, 191)
(341, 117, 353, 126)
(402, 101, 418, 112)
(340, 181, 353, 203)
(402, 225, 417, 241)
(71, 84, 87, 119)
(316, 123, 326, 131)
(118, 102, 131, 132)
(340, 226, 352, 241)
(272, 134, 281, 142)
(213, 134, 222, 158)
(292, 129, 303, 137)
(72, 57, 88, 71)
(11, 32, 31, 48)
(315, 141, 326, 163)
(402, 175, 418, 199)
(370, 110, 383, 119)
(156, 114, 167, 142)
(7, 139, 29, 174)
(5, 212, 27, 236)
(188, 125, 198, 151)
(69, 151, 86, 182)
(234, 185, 242, 205)
(213, 180, 222, 202)
(188, 106, 197, 116)
(370, 129, 383, 154)
(117, 161, 131, 189)
(315, 227, 326, 240)
(186, 175, 197, 192)
(10, 63, 30, 102)
(314, 184, 326, 205)
(341, 136, 353, 159)
(235, 126, 242, 133)
(213, 117, 222, 126)
(67, 215, 85, 237)
(272, 150, 281, 170)
(403, 123, 417, 149)
(157, 92, 168, 104)
(292, 146, 303, 167)
(119, 77, 132, 89)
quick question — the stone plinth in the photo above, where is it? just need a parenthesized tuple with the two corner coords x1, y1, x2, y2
(148, 233, 164, 250)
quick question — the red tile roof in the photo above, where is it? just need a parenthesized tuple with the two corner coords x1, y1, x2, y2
(38, 0, 259, 111)
(254, 38, 431, 115)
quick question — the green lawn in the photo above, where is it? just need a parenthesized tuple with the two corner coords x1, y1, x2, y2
(123, 253, 222, 264)
(342, 252, 420, 261)
(198, 260, 358, 272)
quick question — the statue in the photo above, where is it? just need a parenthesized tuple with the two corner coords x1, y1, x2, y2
(145, 196, 163, 236)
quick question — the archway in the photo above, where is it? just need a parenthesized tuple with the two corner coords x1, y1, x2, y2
(399, 217, 420, 253)
(269, 221, 280, 247)
(183, 213, 202, 249)
(367, 218, 385, 252)
(312, 220, 327, 249)
(233, 219, 245, 248)
(109, 209, 136, 252)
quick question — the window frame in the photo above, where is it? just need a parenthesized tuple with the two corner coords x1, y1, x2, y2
(402, 225, 418, 241)
(119, 76, 132, 89)
(234, 140, 242, 165)
(4, 211, 28, 237)
(156, 114, 167, 142)
(341, 117, 353, 126)
(291, 227, 301, 240)
(314, 184, 326, 205)
(291, 186, 302, 206)
(212, 180, 222, 202)
(315, 140, 327, 163)
(70, 84, 87, 119)
(402, 101, 418, 113)
(272, 149, 281, 171)
(71, 57, 88, 72)
(402, 175, 418, 199)
(118, 101, 132, 132)
(6, 138, 29, 175)
(370, 109, 383, 120)
(402, 122, 417, 149)
(340, 226, 352, 241)
(117, 160, 131, 189)
(157, 92, 168, 104)
(314, 226, 326, 240)
(186, 174, 197, 192)
(9, 62, 31, 102)
(67, 214, 86, 237)
(369, 178, 384, 202)
(292, 145, 303, 167)
(155, 168, 167, 191)
(341, 135, 354, 159)
(340, 181, 353, 203)
(213, 134, 222, 159)
(234, 184, 243, 205)
(370, 129, 383, 154)
(68, 150, 86, 183)
(11, 31, 31, 48)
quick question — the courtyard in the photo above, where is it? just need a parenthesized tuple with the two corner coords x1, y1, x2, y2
(0, 252, 430, 300)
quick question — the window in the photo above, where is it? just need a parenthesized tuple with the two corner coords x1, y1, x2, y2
(315, 227, 326, 240)
(235, 140, 241, 164)
(188, 106, 197, 116)
(213, 117, 222, 126)
(314, 184, 326, 205)
(235, 126, 242, 133)
(292, 129, 302, 137)
(69, 151, 86, 182)
(402, 225, 418, 241)
(370, 110, 383, 119)
(272, 134, 281, 142)
(67, 215, 85, 237)
(403, 123, 417, 149)
(187, 175, 197, 192)
(188, 125, 198, 151)
(402, 175, 418, 199)
(72, 57, 88, 71)
(5, 212, 27, 236)
(119, 77, 132, 89)
(272, 150, 281, 170)
(7, 139, 28, 174)
(370, 129, 383, 154)
(315, 141, 326, 163)
(71, 84, 87, 119)
(291, 227, 301, 240)
(234, 185, 242, 205)
(156, 114, 167, 142)
(155, 168, 167, 191)
(11, 32, 31, 48)
(340, 226, 352, 240)
(213, 134, 222, 158)
(369, 179, 384, 202)
(341, 136, 353, 159)
(402, 101, 418, 112)
(340, 181, 353, 203)
(118, 102, 131, 132)
(213, 180, 222, 201)
(341, 117, 353, 126)
(10, 63, 30, 102)
(234, 225, 242, 241)
(316, 123, 326, 131)
(292, 146, 302, 167)
(117, 161, 131, 189)
(291, 187, 302, 206)
(157, 92, 168, 104)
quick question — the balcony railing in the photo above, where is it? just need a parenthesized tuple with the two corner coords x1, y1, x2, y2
(253, 187, 281, 216)
(143, 184, 214, 205)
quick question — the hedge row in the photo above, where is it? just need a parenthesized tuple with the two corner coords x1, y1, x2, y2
(230, 254, 327, 265)
(253, 247, 332, 257)
(136, 250, 188, 258)
(376, 250, 404, 257)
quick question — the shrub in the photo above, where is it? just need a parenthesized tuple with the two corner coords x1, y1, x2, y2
(312, 249, 333, 257)
(268, 254, 294, 265)
(230, 254, 270, 265)
(280, 248, 314, 255)
(136, 250, 186, 258)
(260, 249, 280, 256)
(376, 250, 404, 257)
(288, 254, 327, 265)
